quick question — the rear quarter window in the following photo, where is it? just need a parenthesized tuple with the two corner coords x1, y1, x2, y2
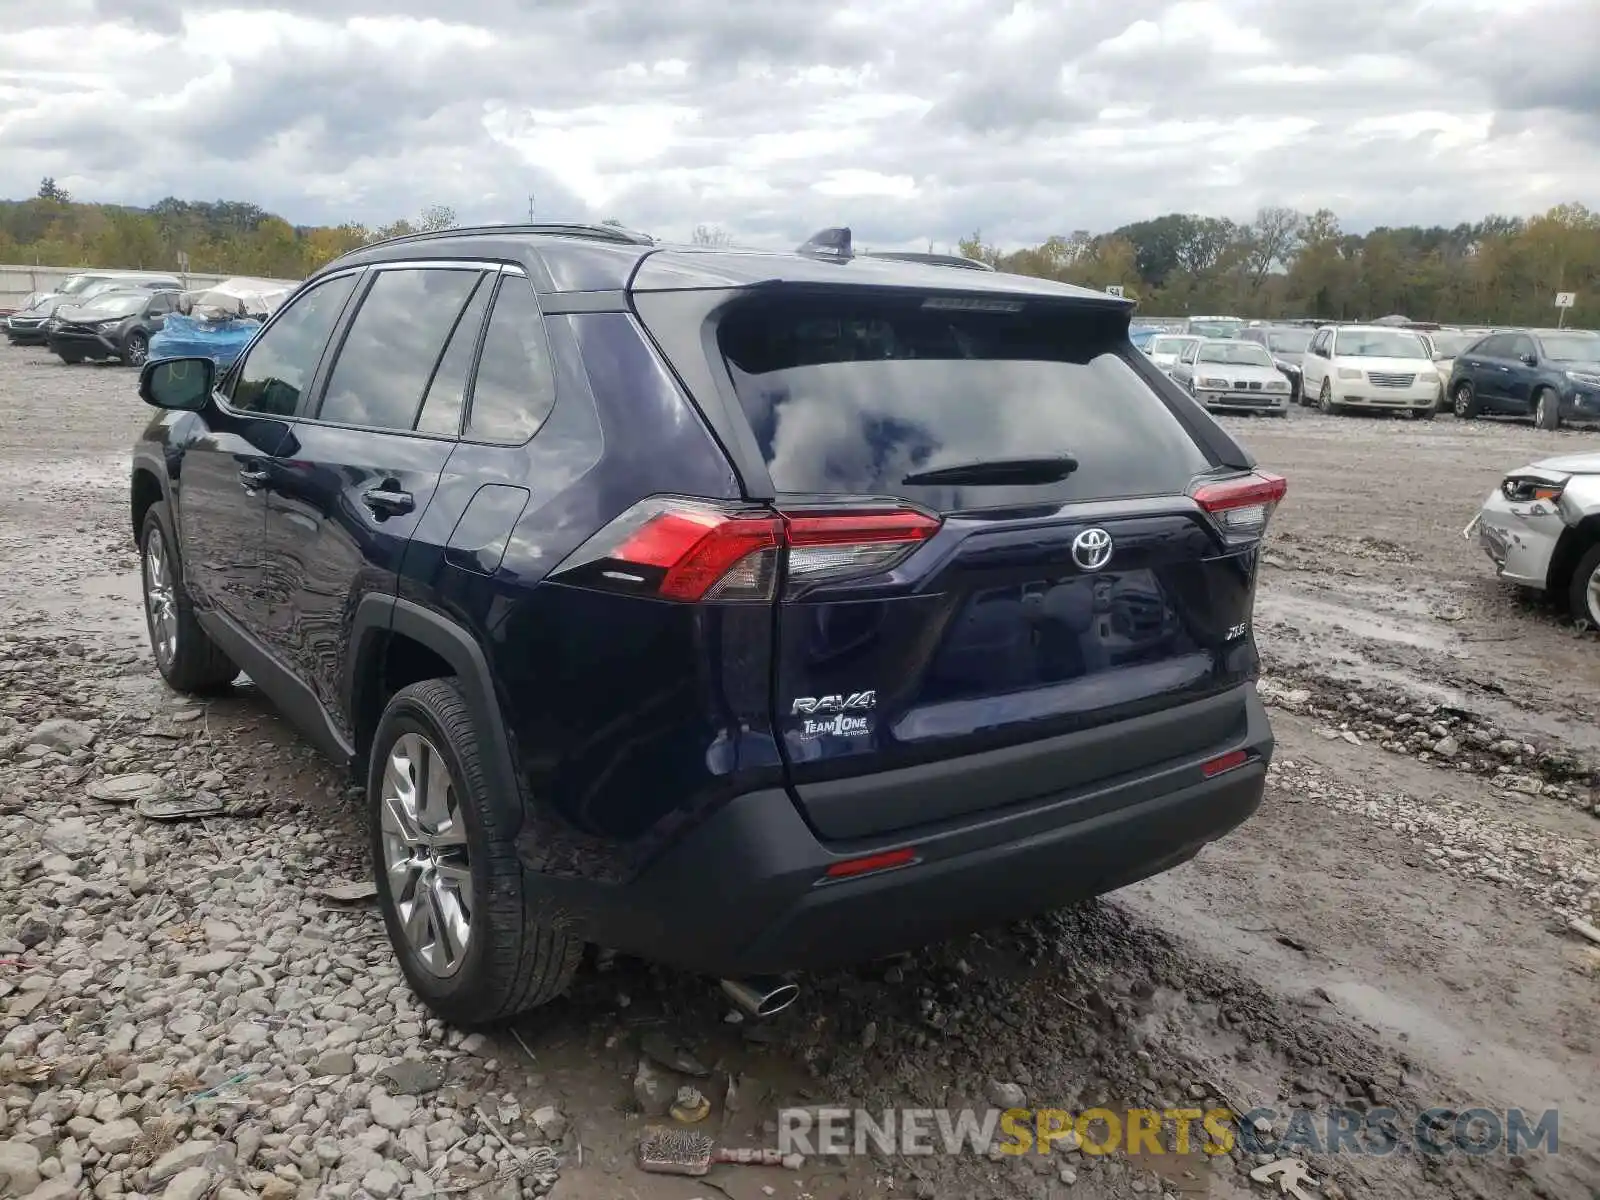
(719, 295, 1213, 510)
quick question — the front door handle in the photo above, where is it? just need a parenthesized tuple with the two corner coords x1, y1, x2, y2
(363, 488, 415, 518)
(238, 467, 270, 489)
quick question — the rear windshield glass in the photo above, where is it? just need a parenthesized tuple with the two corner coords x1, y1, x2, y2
(719, 295, 1213, 511)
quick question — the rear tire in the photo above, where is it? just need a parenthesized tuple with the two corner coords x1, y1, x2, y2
(1534, 387, 1561, 431)
(1452, 381, 1478, 419)
(140, 502, 239, 694)
(1569, 543, 1600, 629)
(371, 679, 583, 1027)
(1317, 379, 1341, 415)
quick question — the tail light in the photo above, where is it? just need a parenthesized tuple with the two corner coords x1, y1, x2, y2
(1190, 471, 1287, 546)
(551, 497, 940, 602)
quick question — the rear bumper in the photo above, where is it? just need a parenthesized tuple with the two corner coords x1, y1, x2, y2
(540, 685, 1273, 976)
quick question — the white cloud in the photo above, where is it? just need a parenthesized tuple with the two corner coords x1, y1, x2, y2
(0, 0, 1595, 250)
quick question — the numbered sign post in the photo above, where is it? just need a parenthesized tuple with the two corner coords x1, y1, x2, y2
(1555, 292, 1576, 328)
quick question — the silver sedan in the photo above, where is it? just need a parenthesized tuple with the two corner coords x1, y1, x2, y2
(1170, 339, 1293, 416)
(1465, 451, 1600, 627)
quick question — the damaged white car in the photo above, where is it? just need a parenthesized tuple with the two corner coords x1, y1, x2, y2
(1465, 452, 1600, 627)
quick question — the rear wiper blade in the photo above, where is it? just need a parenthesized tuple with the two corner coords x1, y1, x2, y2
(902, 454, 1079, 487)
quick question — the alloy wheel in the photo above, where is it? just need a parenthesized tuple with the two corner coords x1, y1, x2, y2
(380, 733, 474, 977)
(1454, 386, 1471, 418)
(143, 525, 178, 668)
(127, 335, 149, 366)
(1587, 563, 1600, 628)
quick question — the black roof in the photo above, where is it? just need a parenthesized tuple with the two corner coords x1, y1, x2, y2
(320, 223, 1130, 306)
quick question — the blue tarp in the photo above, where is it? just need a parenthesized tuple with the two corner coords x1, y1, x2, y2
(149, 314, 260, 370)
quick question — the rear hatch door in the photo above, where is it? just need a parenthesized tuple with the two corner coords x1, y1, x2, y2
(647, 281, 1279, 841)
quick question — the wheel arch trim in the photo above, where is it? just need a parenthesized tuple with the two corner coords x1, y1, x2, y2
(348, 594, 524, 836)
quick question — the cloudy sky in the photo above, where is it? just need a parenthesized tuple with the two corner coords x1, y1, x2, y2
(1, 0, 1596, 250)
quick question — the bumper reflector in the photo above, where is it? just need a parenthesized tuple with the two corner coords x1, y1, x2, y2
(1202, 749, 1250, 778)
(822, 848, 917, 880)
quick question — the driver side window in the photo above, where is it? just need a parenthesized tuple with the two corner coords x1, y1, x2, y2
(228, 273, 360, 417)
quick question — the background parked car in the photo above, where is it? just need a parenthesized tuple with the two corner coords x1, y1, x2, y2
(1242, 325, 1313, 404)
(1170, 338, 1292, 415)
(10, 275, 186, 345)
(1145, 334, 1201, 373)
(1465, 450, 1600, 627)
(1181, 315, 1245, 339)
(1299, 324, 1441, 418)
(48, 288, 181, 366)
(1446, 329, 1600, 429)
(53, 270, 183, 298)
(5, 293, 76, 345)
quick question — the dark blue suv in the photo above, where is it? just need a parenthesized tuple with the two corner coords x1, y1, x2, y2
(131, 223, 1281, 1025)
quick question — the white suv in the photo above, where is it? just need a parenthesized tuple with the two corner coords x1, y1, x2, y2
(1300, 325, 1441, 418)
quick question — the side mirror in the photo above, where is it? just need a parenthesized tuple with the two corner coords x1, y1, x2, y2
(1520, 353, 1538, 367)
(139, 357, 214, 411)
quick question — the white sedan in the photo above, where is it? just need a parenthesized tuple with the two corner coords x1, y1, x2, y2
(1170, 339, 1292, 415)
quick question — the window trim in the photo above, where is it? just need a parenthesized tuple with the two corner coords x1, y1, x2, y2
(216, 267, 365, 419)
(411, 273, 494, 438)
(301, 262, 491, 440)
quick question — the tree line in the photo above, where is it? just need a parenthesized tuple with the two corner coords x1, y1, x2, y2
(4, 178, 1594, 327)
(958, 203, 1597, 327)
(1, 178, 457, 280)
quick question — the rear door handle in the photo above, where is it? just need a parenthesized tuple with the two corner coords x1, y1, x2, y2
(238, 467, 270, 489)
(363, 488, 415, 518)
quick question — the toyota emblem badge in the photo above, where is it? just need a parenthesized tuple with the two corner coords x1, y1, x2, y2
(1071, 527, 1113, 571)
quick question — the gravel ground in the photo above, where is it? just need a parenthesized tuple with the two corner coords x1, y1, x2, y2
(0, 342, 1597, 1200)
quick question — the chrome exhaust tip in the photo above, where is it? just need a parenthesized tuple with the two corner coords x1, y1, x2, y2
(720, 976, 800, 1018)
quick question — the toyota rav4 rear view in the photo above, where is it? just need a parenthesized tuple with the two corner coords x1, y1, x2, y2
(131, 223, 1282, 1025)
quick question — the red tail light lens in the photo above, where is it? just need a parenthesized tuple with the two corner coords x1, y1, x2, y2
(552, 498, 941, 602)
(1189, 471, 1287, 545)
(784, 510, 940, 586)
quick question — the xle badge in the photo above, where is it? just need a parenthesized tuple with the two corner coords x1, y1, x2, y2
(790, 691, 876, 741)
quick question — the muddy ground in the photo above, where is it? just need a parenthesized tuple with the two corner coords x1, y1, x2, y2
(0, 340, 1596, 1200)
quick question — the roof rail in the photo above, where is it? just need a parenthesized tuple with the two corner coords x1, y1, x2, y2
(863, 250, 996, 272)
(361, 221, 656, 252)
